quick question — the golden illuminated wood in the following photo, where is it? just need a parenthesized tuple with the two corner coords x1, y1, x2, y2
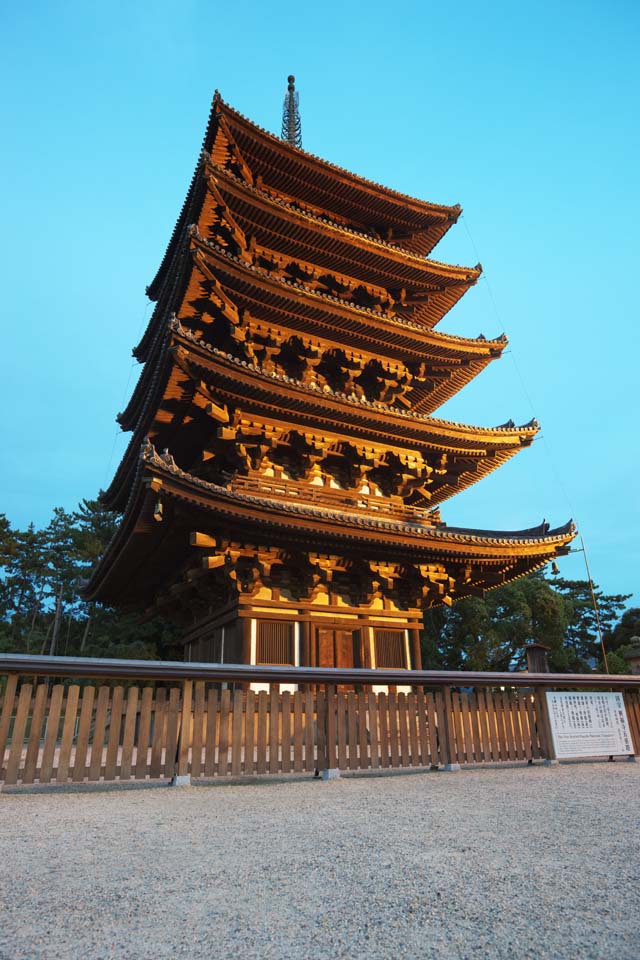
(86, 85, 576, 668)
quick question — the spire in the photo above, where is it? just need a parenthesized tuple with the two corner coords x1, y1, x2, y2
(281, 74, 302, 149)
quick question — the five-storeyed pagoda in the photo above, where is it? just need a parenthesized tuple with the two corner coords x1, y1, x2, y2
(86, 79, 576, 670)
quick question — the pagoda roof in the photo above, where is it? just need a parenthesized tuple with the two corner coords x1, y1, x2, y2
(146, 92, 463, 306)
(86, 443, 576, 607)
(201, 162, 480, 310)
(104, 321, 536, 513)
(136, 228, 491, 367)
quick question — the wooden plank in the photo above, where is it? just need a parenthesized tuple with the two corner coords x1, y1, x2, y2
(190, 681, 205, 779)
(293, 692, 303, 772)
(468, 691, 484, 763)
(56, 685, 80, 783)
(0, 675, 18, 779)
(119, 686, 139, 780)
(40, 684, 64, 783)
(415, 689, 429, 766)
(191, 680, 205, 780)
(316, 690, 327, 774)
(523, 692, 538, 758)
(501, 690, 517, 761)
(378, 693, 389, 768)
(135, 686, 154, 780)
(23, 682, 48, 784)
(624, 693, 640, 755)
(281, 691, 292, 774)
(203, 688, 219, 777)
(218, 688, 231, 775)
(357, 691, 368, 770)
(5, 683, 32, 785)
(483, 689, 499, 762)
(245, 690, 255, 774)
(425, 691, 439, 765)
(104, 686, 124, 782)
(177, 681, 193, 778)
(89, 686, 110, 781)
(326, 685, 337, 770)
(347, 692, 358, 771)
(477, 689, 492, 762)
(461, 693, 473, 764)
(397, 693, 410, 767)
(149, 688, 167, 779)
(407, 692, 420, 766)
(337, 691, 347, 771)
(367, 691, 379, 769)
(72, 686, 96, 783)
(388, 692, 401, 767)
(508, 692, 523, 761)
(268, 687, 279, 774)
(256, 690, 268, 775)
(515, 692, 532, 761)
(164, 687, 181, 780)
(304, 691, 315, 772)
(448, 690, 462, 763)
(230, 689, 244, 777)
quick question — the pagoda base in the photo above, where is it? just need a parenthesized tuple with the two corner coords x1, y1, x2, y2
(181, 594, 423, 672)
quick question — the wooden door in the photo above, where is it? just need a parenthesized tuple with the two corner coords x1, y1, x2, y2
(316, 628, 360, 671)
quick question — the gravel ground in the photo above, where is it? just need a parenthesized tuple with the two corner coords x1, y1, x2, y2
(1, 762, 639, 960)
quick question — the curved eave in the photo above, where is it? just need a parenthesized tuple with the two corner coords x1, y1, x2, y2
(208, 163, 479, 292)
(178, 330, 537, 450)
(86, 452, 576, 606)
(215, 96, 460, 253)
(190, 231, 475, 331)
(103, 328, 533, 514)
(186, 236, 498, 357)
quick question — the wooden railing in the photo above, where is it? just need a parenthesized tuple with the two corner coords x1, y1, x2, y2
(1, 655, 639, 787)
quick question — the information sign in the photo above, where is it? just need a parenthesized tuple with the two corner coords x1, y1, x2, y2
(546, 691, 634, 759)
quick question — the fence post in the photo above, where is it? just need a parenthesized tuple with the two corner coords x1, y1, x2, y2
(322, 683, 340, 780)
(439, 685, 460, 772)
(171, 679, 193, 786)
(534, 687, 558, 766)
(0, 674, 19, 785)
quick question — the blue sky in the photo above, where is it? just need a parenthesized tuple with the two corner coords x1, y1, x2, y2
(1, 1, 638, 601)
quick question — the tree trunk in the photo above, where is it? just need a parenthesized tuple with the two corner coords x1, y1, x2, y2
(48, 583, 64, 656)
(80, 607, 93, 653)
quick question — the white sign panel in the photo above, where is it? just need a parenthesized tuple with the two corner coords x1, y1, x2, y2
(546, 691, 634, 759)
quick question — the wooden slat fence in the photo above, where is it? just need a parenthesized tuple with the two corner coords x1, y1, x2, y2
(1, 656, 639, 787)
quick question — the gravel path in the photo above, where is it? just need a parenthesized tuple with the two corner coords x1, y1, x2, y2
(1, 763, 639, 959)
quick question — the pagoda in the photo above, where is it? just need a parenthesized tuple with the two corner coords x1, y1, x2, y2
(85, 79, 576, 671)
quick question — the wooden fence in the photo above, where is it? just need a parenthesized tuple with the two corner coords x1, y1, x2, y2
(1, 656, 640, 787)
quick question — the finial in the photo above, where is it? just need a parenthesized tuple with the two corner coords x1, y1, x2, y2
(281, 74, 302, 149)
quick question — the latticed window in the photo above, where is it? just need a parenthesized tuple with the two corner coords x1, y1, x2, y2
(374, 629, 406, 668)
(257, 621, 294, 665)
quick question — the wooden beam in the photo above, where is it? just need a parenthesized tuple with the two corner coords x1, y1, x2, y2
(190, 532, 217, 548)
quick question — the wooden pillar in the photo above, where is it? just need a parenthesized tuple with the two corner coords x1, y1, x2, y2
(321, 683, 340, 779)
(534, 687, 558, 764)
(411, 627, 423, 671)
(239, 617, 253, 692)
(171, 679, 193, 785)
(299, 619, 311, 667)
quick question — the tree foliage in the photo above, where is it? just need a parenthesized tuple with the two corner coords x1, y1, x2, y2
(0, 501, 179, 660)
(0, 500, 635, 672)
(423, 571, 632, 673)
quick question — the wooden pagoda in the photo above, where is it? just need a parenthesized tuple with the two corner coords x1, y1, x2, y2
(86, 82, 576, 671)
